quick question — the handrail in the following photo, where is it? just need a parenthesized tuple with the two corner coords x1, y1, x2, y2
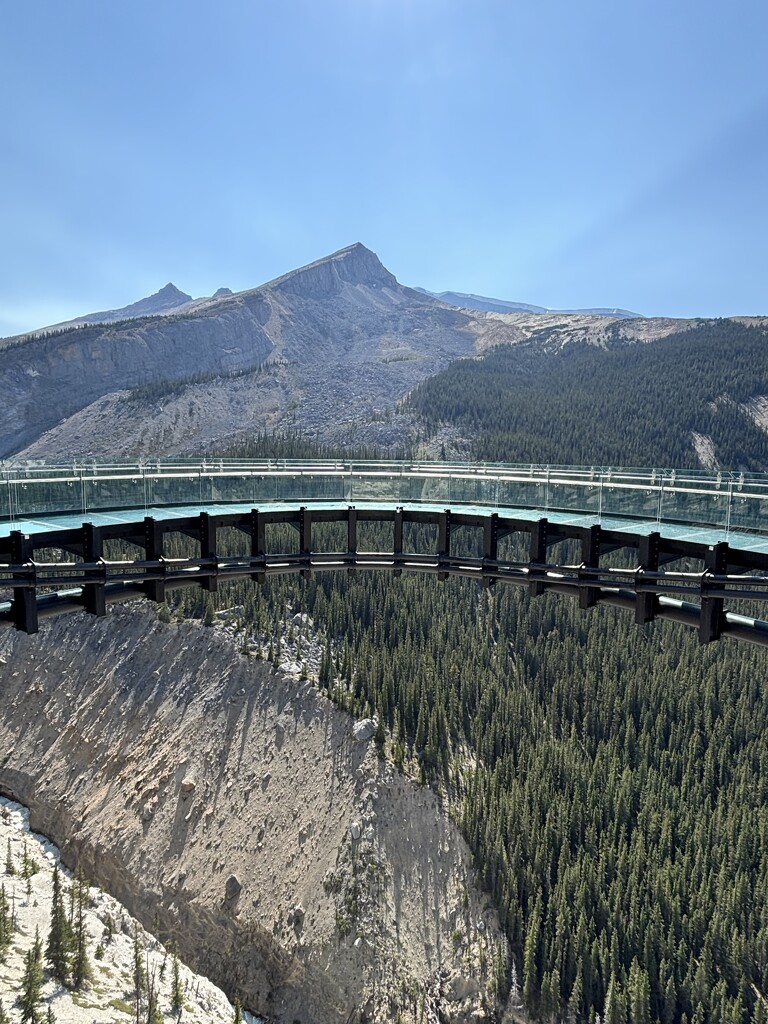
(1, 459, 767, 540)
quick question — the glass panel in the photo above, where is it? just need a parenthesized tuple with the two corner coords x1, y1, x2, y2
(728, 492, 768, 535)
(207, 473, 256, 504)
(415, 475, 450, 504)
(546, 481, 600, 515)
(659, 486, 728, 529)
(16, 478, 83, 516)
(0, 481, 12, 520)
(496, 477, 545, 510)
(357, 472, 405, 503)
(600, 485, 659, 520)
(147, 474, 201, 508)
(83, 475, 146, 512)
(444, 475, 481, 505)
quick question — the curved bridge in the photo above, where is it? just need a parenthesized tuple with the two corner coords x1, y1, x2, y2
(3, 459, 768, 646)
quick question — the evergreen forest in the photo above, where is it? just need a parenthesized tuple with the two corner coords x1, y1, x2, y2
(178, 318, 768, 1023)
(407, 319, 768, 470)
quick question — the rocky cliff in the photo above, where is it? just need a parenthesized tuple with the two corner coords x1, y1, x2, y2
(0, 605, 507, 1024)
(1, 244, 480, 459)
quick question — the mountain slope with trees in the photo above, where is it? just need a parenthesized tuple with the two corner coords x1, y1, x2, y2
(408, 317, 768, 470)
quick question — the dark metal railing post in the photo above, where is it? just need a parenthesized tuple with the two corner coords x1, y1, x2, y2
(700, 542, 728, 644)
(10, 530, 37, 634)
(579, 524, 601, 610)
(199, 512, 218, 593)
(143, 516, 165, 604)
(635, 532, 660, 625)
(82, 522, 106, 617)
(529, 518, 549, 597)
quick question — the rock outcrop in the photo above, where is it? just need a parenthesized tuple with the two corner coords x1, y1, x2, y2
(0, 243, 478, 459)
(0, 605, 506, 1024)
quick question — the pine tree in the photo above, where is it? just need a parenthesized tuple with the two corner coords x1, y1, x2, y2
(0, 998, 8, 1024)
(0, 884, 13, 963)
(171, 947, 183, 1015)
(46, 866, 72, 986)
(71, 866, 91, 989)
(628, 960, 651, 1024)
(523, 897, 542, 1012)
(233, 997, 243, 1024)
(132, 925, 146, 1024)
(605, 975, 627, 1024)
(5, 840, 14, 876)
(18, 926, 43, 1023)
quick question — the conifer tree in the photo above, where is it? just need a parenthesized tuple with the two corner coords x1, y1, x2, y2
(19, 926, 43, 1023)
(171, 947, 183, 1016)
(5, 840, 14, 876)
(0, 883, 13, 963)
(233, 996, 243, 1024)
(132, 925, 146, 1024)
(71, 866, 91, 990)
(628, 960, 651, 1024)
(0, 998, 9, 1024)
(46, 866, 72, 986)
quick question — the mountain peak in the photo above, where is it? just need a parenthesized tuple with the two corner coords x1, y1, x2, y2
(265, 243, 398, 299)
(154, 283, 191, 303)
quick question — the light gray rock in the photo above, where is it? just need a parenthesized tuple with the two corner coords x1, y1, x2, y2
(353, 718, 376, 742)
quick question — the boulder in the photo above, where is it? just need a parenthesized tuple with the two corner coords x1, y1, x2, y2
(353, 718, 376, 742)
(225, 874, 242, 900)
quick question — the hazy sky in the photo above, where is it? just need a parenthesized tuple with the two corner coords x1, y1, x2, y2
(2, 0, 767, 335)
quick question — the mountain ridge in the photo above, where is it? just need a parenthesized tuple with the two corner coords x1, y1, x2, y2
(417, 286, 642, 319)
(1, 243, 757, 462)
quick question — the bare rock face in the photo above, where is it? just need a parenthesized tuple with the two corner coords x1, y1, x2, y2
(352, 718, 377, 742)
(0, 605, 506, 1024)
(0, 243, 481, 459)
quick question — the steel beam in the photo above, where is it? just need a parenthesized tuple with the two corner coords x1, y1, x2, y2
(250, 509, 266, 583)
(700, 542, 728, 644)
(10, 531, 37, 634)
(438, 510, 452, 580)
(635, 532, 660, 625)
(529, 518, 548, 597)
(143, 516, 165, 604)
(393, 508, 403, 576)
(82, 522, 106, 617)
(579, 524, 601, 610)
(199, 512, 218, 593)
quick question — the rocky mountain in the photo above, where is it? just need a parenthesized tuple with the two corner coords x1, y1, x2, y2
(1, 243, 488, 459)
(48, 282, 195, 329)
(1, 243, 705, 462)
(416, 287, 641, 319)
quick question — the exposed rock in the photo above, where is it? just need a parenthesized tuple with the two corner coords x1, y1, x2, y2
(0, 605, 507, 1024)
(353, 718, 377, 742)
(181, 777, 196, 795)
(349, 821, 362, 841)
(445, 975, 482, 1002)
(225, 874, 242, 900)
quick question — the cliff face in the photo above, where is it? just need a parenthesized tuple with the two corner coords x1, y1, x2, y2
(0, 605, 506, 1024)
(1, 244, 478, 459)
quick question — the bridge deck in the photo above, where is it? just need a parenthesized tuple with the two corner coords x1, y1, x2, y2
(3, 460, 768, 645)
(5, 501, 768, 557)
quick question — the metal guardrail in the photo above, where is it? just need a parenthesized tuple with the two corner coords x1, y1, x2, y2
(1, 459, 768, 538)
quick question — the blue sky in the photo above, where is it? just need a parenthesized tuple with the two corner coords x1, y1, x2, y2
(2, 0, 767, 335)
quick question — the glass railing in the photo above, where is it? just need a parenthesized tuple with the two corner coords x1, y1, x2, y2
(1, 459, 767, 538)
